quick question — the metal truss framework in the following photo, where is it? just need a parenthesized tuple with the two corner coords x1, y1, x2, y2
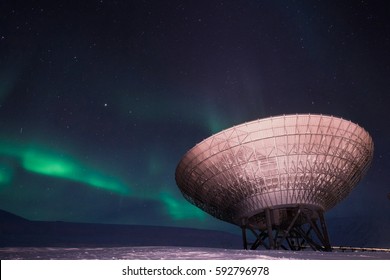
(241, 206, 331, 251)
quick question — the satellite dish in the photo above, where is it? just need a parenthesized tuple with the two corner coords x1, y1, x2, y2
(176, 114, 374, 251)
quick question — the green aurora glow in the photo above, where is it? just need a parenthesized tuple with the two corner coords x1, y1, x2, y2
(0, 139, 206, 221)
(159, 191, 206, 221)
(0, 140, 131, 195)
(0, 164, 13, 185)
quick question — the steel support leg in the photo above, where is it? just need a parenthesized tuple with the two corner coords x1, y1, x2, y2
(265, 208, 274, 249)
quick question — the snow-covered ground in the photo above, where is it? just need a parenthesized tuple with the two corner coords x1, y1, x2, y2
(1, 209, 389, 260)
(1, 246, 389, 260)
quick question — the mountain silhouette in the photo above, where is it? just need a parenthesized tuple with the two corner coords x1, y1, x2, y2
(0, 209, 241, 248)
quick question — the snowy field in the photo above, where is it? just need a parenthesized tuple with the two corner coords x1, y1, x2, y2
(1, 209, 389, 261)
(1, 246, 389, 260)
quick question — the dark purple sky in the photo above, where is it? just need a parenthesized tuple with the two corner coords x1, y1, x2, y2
(0, 0, 389, 232)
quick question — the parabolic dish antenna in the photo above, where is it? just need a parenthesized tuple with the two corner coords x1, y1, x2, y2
(176, 114, 373, 251)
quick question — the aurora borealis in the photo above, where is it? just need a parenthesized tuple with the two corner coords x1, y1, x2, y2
(0, 1, 389, 233)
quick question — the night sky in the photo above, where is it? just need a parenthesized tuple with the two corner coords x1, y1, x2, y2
(0, 0, 389, 233)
